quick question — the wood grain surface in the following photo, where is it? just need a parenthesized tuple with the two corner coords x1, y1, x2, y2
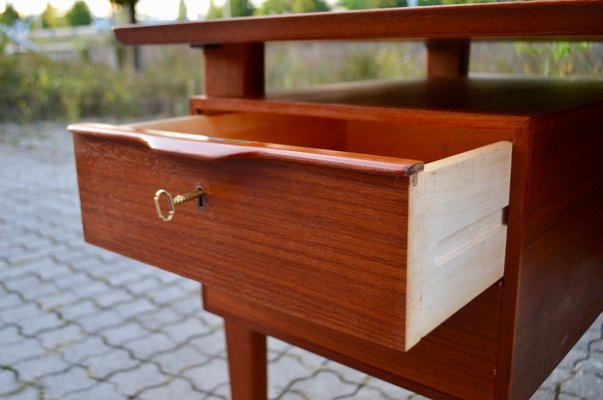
(204, 283, 503, 400)
(204, 44, 264, 97)
(114, 1, 603, 45)
(73, 134, 414, 350)
(407, 142, 511, 349)
(495, 103, 603, 399)
(69, 116, 424, 178)
(190, 78, 603, 129)
(224, 320, 267, 400)
(426, 40, 470, 78)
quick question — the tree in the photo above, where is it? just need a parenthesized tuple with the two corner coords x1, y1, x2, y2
(177, 0, 188, 21)
(231, 0, 254, 17)
(0, 3, 20, 26)
(41, 4, 65, 29)
(339, 0, 407, 9)
(206, 0, 224, 19)
(66, 1, 92, 26)
(257, 0, 330, 15)
(109, 0, 141, 71)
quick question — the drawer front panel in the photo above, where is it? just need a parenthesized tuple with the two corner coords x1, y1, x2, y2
(74, 134, 411, 350)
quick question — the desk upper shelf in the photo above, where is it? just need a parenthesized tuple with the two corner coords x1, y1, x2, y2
(114, 0, 603, 46)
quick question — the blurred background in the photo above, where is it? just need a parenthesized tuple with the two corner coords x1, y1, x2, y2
(1, 0, 603, 125)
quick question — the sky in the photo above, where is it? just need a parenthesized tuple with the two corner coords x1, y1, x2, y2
(0, 0, 269, 21)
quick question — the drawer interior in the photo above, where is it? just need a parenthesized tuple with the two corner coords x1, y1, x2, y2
(126, 112, 513, 162)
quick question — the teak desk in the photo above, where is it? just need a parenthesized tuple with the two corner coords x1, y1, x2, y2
(69, 2, 603, 399)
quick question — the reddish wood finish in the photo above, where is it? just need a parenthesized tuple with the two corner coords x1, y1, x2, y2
(190, 78, 603, 130)
(426, 40, 470, 78)
(114, 1, 603, 45)
(495, 104, 603, 400)
(72, 134, 417, 350)
(68, 120, 423, 177)
(224, 320, 267, 400)
(204, 284, 502, 400)
(203, 44, 264, 97)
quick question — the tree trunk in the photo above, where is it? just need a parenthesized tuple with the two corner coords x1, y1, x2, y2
(128, 2, 142, 72)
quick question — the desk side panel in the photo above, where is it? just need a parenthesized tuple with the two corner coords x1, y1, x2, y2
(498, 104, 603, 400)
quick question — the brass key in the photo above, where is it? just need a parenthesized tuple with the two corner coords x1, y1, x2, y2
(154, 186, 204, 222)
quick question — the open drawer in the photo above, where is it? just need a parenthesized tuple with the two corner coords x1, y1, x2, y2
(69, 112, 512, 351)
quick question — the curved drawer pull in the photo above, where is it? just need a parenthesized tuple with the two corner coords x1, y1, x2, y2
(154, 186, 204, 222)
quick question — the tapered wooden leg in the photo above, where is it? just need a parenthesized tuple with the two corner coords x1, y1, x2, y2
(225, 319, 267, 400)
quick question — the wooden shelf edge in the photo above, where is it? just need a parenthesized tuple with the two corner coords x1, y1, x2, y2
(114, 1, 603, 45)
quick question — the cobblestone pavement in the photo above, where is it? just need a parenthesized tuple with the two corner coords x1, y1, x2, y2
(1, 122, 602, 400)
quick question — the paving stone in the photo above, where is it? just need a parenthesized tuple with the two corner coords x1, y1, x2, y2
(539, 366, 574, 393)
(209, 382, 231, 399)
(560, 370, 603, 399)
(41, 366, 98, 399)
(286, 368, 360, 399)
(139, 378, 203, 400)
(127, 277, 163, 296)
(0, 325, 22, 346)
(0, 369, 19, 396)
(16, 352, 70, 381)
(557, 394, 583, 400)
(37, 324, 84, 350)
(8, 244, 71, 265)
(123, 332, 178, 359)
(83, 349, 139, 380)
(2, 275, 45, 294)
(36, 290, 79, 311)
(0, 292, 22, 310)
(170, 295, 205, 319)
(35, 263, 72, 281)
(109, 363, 169, 397)
(136, 306, 189, 331)
(147, 283, 189, 305)
(58, 299, 98, 320)
(112, 297, 156, 320)
(51, 273, 94, 291)
(60, 336, 112, 363)
(182, 357, 229, 393)
(269, 353, 316, 398)
(285, 345, 330, 369)
(93, 288, 133, 308)
(70, 280, 111, 298)
(105, 269, 148, 286)
(558, 346, 590, 370)
(322, 360, 369, 385)
(189, 330, 227, 357)
(149, 267, 184, 285)
(3, 387, 40, 400)
(19, 312, 64, 336)
(278, 390, 307, 400)
(101, 320, 149, 345)
(162, 315, 210, 343)
(529, 389, 557, 400)
(62, 382, 127, 400)
(152, 344, 207, 375)
(77, 309, 124, 332)
(348, 384, 409, 400)
(575, 358, 603, 375)
(0, 337, 46, 364)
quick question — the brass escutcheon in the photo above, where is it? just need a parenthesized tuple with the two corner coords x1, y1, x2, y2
(154, 186, 204, 222)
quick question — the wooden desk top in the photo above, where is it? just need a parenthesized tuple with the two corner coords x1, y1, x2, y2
(114, 0, 603, 45)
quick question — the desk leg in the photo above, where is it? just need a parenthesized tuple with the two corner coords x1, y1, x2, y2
(225, 319, 267, 400)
